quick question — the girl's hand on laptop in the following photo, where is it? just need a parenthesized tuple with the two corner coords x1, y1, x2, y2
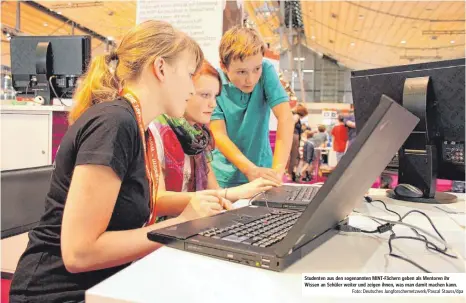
(245, 166, 283, 184)
(195, 190, 233, 210)
(180, 193, 231, 221)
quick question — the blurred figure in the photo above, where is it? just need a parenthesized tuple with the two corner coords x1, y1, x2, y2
(314, 125, 328, 147)
(297, 125, 327, 182)
(288, 103, 308, 181)
(344, 112, 356, 147)
(331, 115, 348, 164)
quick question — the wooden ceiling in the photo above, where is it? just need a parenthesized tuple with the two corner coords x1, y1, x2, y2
(38, 1, 136, 42)
(245, 0, 465, 70)
(2, 1, 465, 71)
(1, 1, 136, 68)
(244, 1, 284, 52)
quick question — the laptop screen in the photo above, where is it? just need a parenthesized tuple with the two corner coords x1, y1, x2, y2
(274, 95, 420, 257)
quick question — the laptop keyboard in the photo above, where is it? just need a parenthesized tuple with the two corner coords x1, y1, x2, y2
(288, 186, 319, 201)
(198, 211, 301, 247)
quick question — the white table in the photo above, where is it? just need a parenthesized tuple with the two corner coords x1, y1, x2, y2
(86, 188, 466, 303)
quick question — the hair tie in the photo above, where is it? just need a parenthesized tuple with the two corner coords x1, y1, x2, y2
(110, 51, 119, 61)
(106, 51, 119, 64)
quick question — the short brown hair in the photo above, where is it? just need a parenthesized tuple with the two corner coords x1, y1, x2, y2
(304, 130, 314, 139)
(295, 103, 308, 117)
(219, 26, 266, 68)
(318, 125, 326, 132)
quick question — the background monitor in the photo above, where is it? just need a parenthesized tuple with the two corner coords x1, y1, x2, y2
(351, 58, 465, 203)
(10, 35, 91, 105)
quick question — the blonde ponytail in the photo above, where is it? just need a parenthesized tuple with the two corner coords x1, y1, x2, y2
(68, 54, 119, 124)
(68, 20, 203, 125)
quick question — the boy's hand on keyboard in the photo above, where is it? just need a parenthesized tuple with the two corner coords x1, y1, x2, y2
(245, 166, 283, 184)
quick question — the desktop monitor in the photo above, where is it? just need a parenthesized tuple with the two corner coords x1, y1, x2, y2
(10, 35, 91, 105)
(351, 58, 465, 204)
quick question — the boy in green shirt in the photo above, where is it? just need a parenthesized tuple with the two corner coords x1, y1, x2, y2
(210, 26, 294, 187)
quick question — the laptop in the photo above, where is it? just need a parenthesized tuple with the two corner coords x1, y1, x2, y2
(250, 185, 321, 210)
(147, 95, 419, 271)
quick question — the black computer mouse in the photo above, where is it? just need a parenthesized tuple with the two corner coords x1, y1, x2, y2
(394, 183, 423, 198)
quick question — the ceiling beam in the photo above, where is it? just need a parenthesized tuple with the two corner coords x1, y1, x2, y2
(16, 1, 20, 31)
(50, 2, 105, 9)
(23, 1, 115, 47)
(422, 30, 465, 36)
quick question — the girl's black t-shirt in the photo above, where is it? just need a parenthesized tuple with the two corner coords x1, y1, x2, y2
(9, 98, 150, 303)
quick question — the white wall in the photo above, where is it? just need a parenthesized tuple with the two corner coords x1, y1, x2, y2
(305, 103, 351, 130)
(279, 45, 353, 104)
(136, 0, 223, 68)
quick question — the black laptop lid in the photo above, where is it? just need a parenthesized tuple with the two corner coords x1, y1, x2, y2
(273, 95, 419, 257)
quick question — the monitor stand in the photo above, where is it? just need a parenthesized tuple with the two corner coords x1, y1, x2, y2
(385, 76, 457, 204)
(34, 41, 54, 105)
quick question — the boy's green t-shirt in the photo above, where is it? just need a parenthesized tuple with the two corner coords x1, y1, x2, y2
(210, 60, 289, 187)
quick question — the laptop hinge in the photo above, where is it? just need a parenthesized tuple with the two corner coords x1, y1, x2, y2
(273, 217, 349, 258)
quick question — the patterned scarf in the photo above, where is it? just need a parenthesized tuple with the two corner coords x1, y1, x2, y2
(152, 115, 213, 195)
(162, 114, 214, 161)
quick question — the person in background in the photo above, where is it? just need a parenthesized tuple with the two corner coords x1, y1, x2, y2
(9, 21, 230, 303)
(288, 102, 308, 182)
(344, 112, 356, 147)
(297, 125, 328, 181)
(210, 26, 294, 188)
(331, 115, 349, 163)
(314, 125, 328, 145)
(149, 60, 280, 203)
(300, 114, 310, 129)
(300, 122, 310, 134)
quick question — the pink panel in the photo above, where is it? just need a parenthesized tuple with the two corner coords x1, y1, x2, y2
(269, 130, 277, 153)
(51, 111, 69, 162)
